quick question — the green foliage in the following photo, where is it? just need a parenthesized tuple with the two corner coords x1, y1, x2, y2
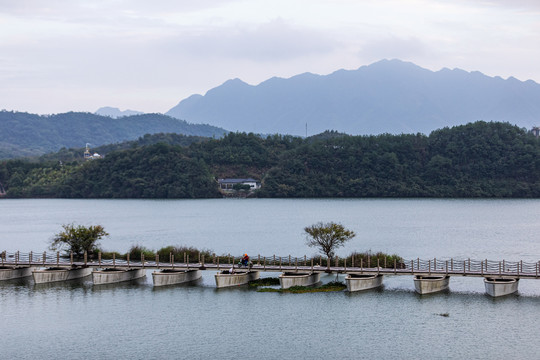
(1, 121, 539, 198)
(248, 277, 281, 287)
(127, 245, 155, 261)
(258, 122, 540, 197)
(156, 245, 214, 263)
(0, 110, 226, 159)
(346, 251, 405, 268)
(50, 224, 108, 258)
(258, 281, 346, 293)
(305, 222, 356, 261)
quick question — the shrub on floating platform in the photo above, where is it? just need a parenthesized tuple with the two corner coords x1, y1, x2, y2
(127, 245, 154, 261)
(99, 251, 124, 260)
(156, 245, 213, 263)
(345, 251, 405, 269)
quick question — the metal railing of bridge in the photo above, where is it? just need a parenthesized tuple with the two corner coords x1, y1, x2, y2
(1, 251, 539, 278)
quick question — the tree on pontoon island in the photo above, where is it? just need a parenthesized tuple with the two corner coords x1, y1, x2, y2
(304, 222, 356, 269)
(50, 223, 109, 258)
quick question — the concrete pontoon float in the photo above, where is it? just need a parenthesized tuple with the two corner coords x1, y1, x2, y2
(92, 268, 146, 285)
(484, 277, 519, 297)
(345, 273, 383, 292)
(32, 266, 92, 284)
(214, 270, 259, 288)
(279, 272, 321, 289)
(152, 269, 201, 286)
(413, 275, 450, 294)
(0, 266, 32, 280)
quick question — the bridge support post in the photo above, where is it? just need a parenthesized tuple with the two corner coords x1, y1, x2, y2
(29, 251, 32, 265)
(127, 253, 130, 268)
(70, 251, 73, 266)
(155, 254, 159, 269)
(481, 260, 483, 275)
(43, 252, 46, 266)
(311, 258, 313, 272)
(295, 257, 298, 271)
(394, 259, 396, 274)
(113, 253, 116, 268)
(258, 254, 260, 266)
(98, 252, 101, 267)
(279, 257, 282, 271)
(451, 258, 453, 272)
(446, 261, 448, 274)
(142, 253, 145, 268)
(84, 251, 87, 266)
(15, 251, 19, 266)
(428, 260, 431, 275)
(263, 257, 266, 271)
(361, 258, 363, 274)
(186, 255, 189, 269)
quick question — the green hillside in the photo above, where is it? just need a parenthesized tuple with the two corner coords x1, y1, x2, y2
(0, 110, 227, 159)
(0, 121, 538, 198)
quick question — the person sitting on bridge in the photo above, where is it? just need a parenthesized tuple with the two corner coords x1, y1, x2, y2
(241, 253, 250, 267)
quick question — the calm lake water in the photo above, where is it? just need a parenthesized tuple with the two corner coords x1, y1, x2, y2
(1, 198, 540, 359)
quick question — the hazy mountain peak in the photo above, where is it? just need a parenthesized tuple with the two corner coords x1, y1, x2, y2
(165, 59, 540, 136)
(95, 107, 144, 118)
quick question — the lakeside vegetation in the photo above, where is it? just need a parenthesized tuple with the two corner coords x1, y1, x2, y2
(1, 121, 538, 198)
(257, 281, 347, 293)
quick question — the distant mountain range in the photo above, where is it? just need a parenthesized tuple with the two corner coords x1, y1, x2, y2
(95, 107, 144, 118)
(0, 111, 226, 159)
(165, 59, 540, 135)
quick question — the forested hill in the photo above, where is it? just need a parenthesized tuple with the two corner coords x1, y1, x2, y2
(0, 121, 538, 198)
(0, 111, 227, 159)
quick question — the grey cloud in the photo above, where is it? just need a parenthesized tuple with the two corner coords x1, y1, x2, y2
(166, 19, 338, 62)
(359, 36, 428, 61)
(0, 0, 242, 21)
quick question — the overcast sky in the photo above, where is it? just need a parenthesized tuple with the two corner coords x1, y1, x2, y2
(1, 0, 539, 115)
